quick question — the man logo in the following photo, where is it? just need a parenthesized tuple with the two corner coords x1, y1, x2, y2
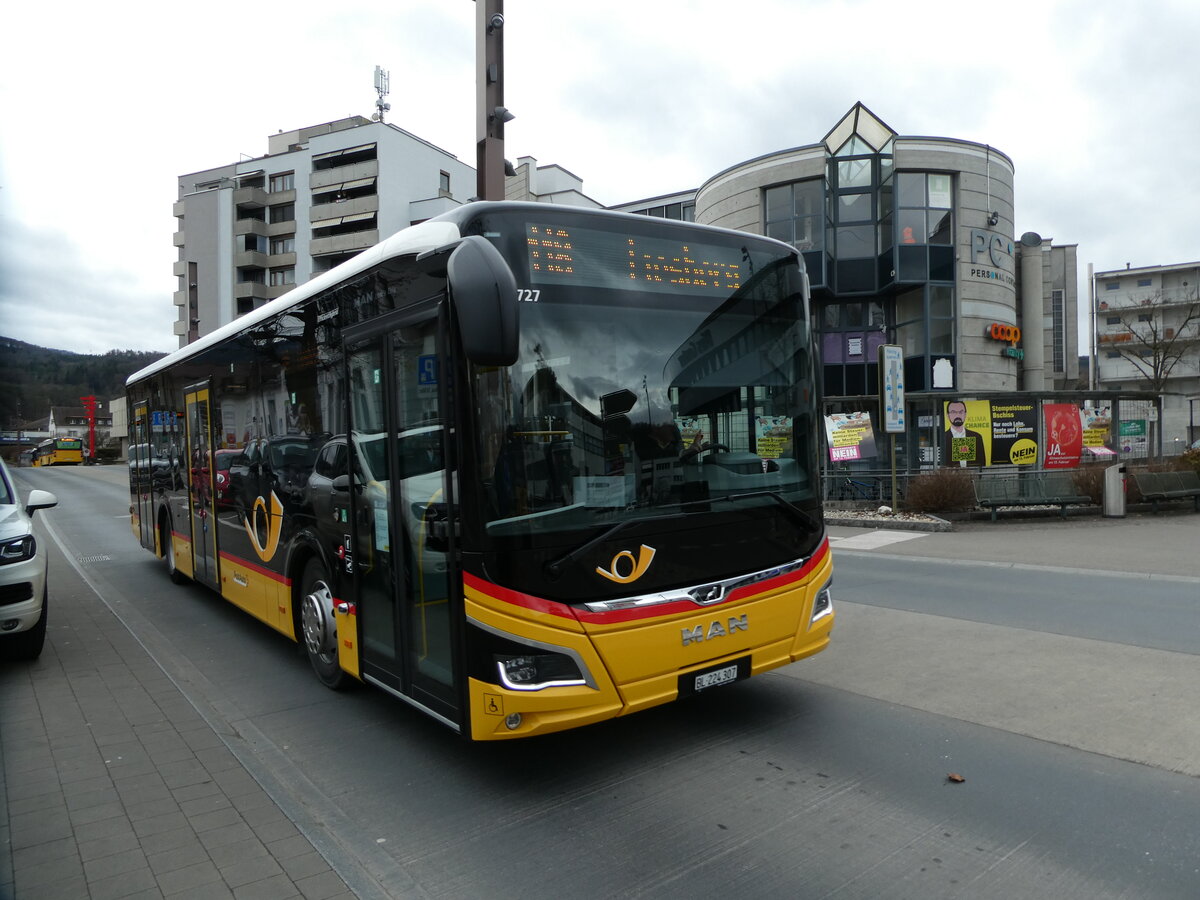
(682, 615, 749, 646)
(595, 544, 656, 584)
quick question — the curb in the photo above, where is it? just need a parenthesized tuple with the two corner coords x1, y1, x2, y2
(825, 513, 953, 532)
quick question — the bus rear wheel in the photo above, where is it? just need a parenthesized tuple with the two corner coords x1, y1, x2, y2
(300, 558, 348, 690)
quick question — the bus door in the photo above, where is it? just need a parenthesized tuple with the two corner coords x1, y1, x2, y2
(344, 304, 459, 725)
(131, 402, 155, 550)
(184, 385, 220, 590)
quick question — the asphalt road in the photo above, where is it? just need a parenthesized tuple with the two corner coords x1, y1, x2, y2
(11, 464, 1200, 899)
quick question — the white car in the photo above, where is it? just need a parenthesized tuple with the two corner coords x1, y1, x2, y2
(0, 458, 58, 660)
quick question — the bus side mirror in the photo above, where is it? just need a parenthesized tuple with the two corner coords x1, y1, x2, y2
(447, 236, 519, 367)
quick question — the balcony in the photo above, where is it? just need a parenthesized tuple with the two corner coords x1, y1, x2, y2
(233, 186, 270, 209)
(267, 251, 297, 268)
(234, 282, 270, 302)
(310, 230, 378, 258)
(310, 193, 378, 223)
(173, 290, 187, 307)
(173, 199, 186, 217)
(234, 218, 268, 237)
(235, 250, 269, 269)
(172, 318, 190, 337)
(173, 260, 188, 277)
(172, 230, 185, 247)
(310, 159, 378, 191)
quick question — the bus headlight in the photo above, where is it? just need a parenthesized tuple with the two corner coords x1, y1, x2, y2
(811, 579, 833, 623)
(496, 652, 586, 691)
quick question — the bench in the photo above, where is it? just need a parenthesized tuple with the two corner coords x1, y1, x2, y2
(1132, 470, 1200, 513)
(974, 472, 1093, 522)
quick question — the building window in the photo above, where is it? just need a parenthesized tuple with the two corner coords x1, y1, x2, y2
(764, 179, 824, 285)
(269, 203, 295, 224)
(1137, 278, 1152, 287)
(1137, 313, 1153, 322)
(1052, 289, 1065, 373)
(634, 202, 695, 221)
(242, 234, 267, 253)
(270, 171, 295, 192)
(894, 172, 954, 284)
(1106, 315, 1121, 325)
(1105, 281, 1120, 291)
(439, 170, 451, 193)
(270, 235, 296, 255)
(269, 267, 295, 287)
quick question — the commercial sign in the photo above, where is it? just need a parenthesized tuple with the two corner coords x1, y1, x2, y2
(967, 228, 1015, 286)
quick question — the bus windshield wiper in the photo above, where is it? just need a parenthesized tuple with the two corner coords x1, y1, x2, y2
(713, 490, 822, 534)
(544, 492, 818, 579)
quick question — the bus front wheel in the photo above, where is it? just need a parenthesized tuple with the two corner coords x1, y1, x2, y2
(299, 558, 348, 690)
(162, 516, 188, 585)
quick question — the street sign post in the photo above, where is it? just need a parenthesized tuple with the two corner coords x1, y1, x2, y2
(879, 346, 905, 508)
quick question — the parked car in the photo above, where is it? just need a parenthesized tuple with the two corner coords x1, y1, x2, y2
(213, 448, 242, 509)
(0, 458, 59, 660)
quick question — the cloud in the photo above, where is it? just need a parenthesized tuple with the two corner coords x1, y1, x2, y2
(0, 219, 174, 354)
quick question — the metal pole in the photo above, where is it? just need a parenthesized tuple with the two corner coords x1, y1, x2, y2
(476, 0, 506, 201)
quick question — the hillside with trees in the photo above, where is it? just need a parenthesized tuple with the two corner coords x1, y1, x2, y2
(0, 336, 165, 429)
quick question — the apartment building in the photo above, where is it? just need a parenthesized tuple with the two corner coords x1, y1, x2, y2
(172, 116, 475, 346)
(1094, 261, 1200, 448)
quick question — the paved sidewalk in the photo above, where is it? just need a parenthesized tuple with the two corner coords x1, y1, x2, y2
(0, 532, 356, 899)
(829, 506, 1200, 581)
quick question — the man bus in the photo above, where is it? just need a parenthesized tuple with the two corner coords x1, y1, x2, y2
(127, 202, 833, 740)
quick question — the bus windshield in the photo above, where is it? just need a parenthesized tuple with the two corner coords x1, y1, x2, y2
(469, 211, 819, 550)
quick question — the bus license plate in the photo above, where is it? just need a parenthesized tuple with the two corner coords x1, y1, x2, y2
(679, 656, 750, 697)
(695, 663, 739, 692)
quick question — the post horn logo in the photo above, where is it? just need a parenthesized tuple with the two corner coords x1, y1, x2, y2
(595, 544, 657, 584)
(244, 491, 284, 562)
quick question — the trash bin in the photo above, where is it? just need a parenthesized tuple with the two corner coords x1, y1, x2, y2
(1103, 464, 1126, 518)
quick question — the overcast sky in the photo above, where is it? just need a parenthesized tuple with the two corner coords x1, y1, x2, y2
(2, 0, 1197, 356)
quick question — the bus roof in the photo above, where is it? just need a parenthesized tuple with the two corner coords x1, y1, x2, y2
(130, 202, 798, 388)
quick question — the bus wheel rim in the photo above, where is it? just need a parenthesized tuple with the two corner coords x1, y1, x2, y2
(302, 581, 335, 660)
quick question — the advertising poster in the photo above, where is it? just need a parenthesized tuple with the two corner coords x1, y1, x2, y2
(755, 415, 794, 459)
(942, 399, 992, 467)
(675, 416, 705, 451)
(1043, 403, 1083, 468)
(1081, 406, 1112, 447)
(989, 402, 1038, 465)
(823, 412, 877, 462)
(1120, 419, 1148, 454)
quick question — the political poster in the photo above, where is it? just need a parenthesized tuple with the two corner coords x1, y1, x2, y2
(942, 399, 992, 467)
(823, 412, 877, 462)
(989, 402, 1038, 465)
(1043, 403, 1083, 468)
(755, 415, 794, 459)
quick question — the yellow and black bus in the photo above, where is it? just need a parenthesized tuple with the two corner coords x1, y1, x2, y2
(127, 202, 833, 740)
(33, 437, 84, 466)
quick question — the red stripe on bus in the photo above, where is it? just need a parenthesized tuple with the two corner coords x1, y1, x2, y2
(217, 551, 291, 585)
(465, 537, 830, 625)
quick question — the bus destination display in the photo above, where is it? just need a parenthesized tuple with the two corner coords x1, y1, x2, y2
(526, 223, 744, 296)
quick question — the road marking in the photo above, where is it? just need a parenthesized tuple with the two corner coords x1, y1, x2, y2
(830, 530, 929, 551)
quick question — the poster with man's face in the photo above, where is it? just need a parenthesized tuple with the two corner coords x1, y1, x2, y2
(942, 399, 991, 467)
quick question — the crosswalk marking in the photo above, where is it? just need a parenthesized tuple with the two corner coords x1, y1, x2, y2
(829, 530, 929, 551)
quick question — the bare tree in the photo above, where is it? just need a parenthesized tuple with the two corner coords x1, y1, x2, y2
(1102, 287, 1200, 393)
